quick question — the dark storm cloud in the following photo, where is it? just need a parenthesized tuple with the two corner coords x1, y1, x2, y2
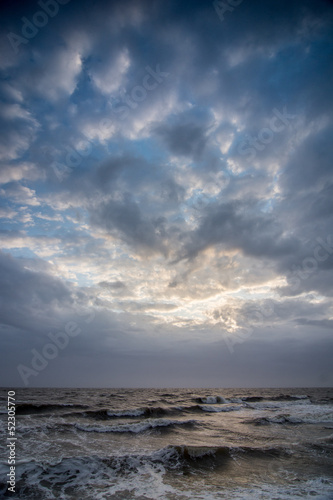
(176, 199, 300, 262)
(153, 108, 212, 160)
(90, 196, 169, 255)
(0, 251, 71, 306)
(0, 96, 39, 162)
(295, 318, 333, 330)
(279, 267, 333, 298)
(0, 251, 74, 334)
(155, 122, 208, 159)
(160, 178, 186, 203)
(280, 124, 333, 194)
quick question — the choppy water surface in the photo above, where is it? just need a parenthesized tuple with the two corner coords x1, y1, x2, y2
(0, 387, 333, 499)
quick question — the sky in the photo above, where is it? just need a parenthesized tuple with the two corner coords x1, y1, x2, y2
(0, 0, 332, 388)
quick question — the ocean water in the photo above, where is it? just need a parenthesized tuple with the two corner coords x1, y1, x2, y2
(0, 387, 333, 499)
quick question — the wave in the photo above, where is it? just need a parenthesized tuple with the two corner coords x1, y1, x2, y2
(195, 395, 261, 404)
(242, 396, 264, 402)
(194, 394, 310, 405)
(63, 403, 245, 420)
(199, 404, 242, 413)
(14, 418, 197, 437)
(62, 405, 183, 420)
(244, 405, 333, 425)
(270, 394, 309, 402)
(0, 443, 288, 476)
(246, 415, 303, 425)
(16, 403, 89, 415)
(74, 418, 197, 434)
(1, 451, 332, 500)
(105, 404, 243, 417)
(66, 408, 146, 420)
(164, 444, 288, 465)
(242, 394, 309, 403)
(197, 396, 227, 404)
(308, 434, 333, 453)
(106, 408, 145, 418)
(0, 443, 290, 478)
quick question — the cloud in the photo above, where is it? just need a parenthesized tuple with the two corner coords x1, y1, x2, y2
(99, 280, 127, 290)
(0, 251, 74, 334)
(280, 124, 333, 194)
(90, 48, 131, 95)
(154, 122, 208, 160)
(0, 207, 17, 220)
(0, 0, 333, 387)
(176, 199, 300, 262)
(0, 162, 41, 184)
(0, 103, 39, 161)
(1, 183, 40, 206)
(90, 196, 169, 256)
(11, 47, 83, 102)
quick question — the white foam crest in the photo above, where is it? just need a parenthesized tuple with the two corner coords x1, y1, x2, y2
(149, 445, 180, 464)
(288, 404, 333, 424)
(214, 477, 333, 500)
(2, 450, 333, 500)
(147, 477, 333, 500)
(229, 398, 243, 403)
(201, 396, 227, 404)
(248, 403, 333, 424)
(93, 459, 177, 500)
(8, 454, 179, 500)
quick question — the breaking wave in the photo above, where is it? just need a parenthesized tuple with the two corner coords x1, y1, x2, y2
(74, 418, 197, 434)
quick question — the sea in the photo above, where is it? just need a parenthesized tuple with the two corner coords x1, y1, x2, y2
(0, 387, 333, 499)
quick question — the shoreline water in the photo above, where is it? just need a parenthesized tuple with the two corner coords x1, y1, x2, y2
(1, 387, 332, 499)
